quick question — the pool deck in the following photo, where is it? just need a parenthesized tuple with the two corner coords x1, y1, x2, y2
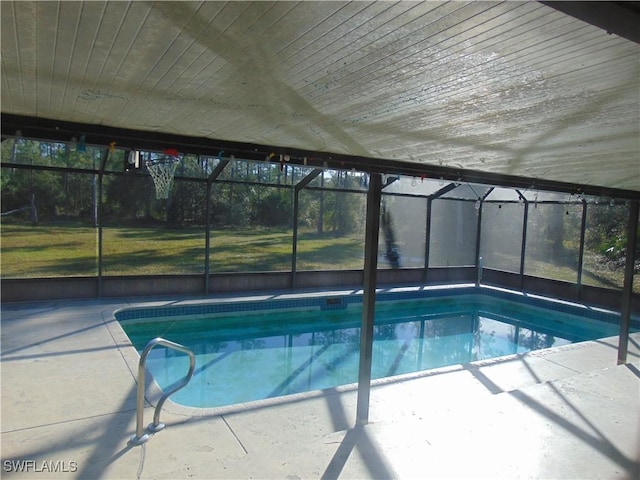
(1, 291, 639, 479)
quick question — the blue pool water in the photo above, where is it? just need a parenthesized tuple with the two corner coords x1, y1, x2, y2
(118, 292, 624, 408)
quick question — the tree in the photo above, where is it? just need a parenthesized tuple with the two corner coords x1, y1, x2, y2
(586, 203, 638, 268)
(254, 190, 292, 227)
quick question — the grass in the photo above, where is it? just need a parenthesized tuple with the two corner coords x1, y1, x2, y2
(485, 250, 639, 291)
(1, 224, 98, 277)
(581, 251, 640, 291)
(0, 223, 364, 277)
(1, 222, 636, 293)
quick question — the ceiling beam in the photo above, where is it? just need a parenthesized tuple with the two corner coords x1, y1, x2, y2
(2, 113, 639, 200)
(540, 1, 640, 44)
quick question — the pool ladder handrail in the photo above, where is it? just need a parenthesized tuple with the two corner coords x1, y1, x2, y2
(129, 337, 196, 445)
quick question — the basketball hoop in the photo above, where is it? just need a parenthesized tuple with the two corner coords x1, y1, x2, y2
(147, 154, 180, 199)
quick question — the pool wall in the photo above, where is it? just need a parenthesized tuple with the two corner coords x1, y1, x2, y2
(115, 284, 634, 331)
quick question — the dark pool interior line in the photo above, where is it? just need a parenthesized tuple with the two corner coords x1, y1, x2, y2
(115, 286, 624, 324)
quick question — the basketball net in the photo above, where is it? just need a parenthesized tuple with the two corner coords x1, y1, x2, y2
(147, 155, 180, 199)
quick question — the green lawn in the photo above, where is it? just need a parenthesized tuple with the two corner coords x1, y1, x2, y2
(483, 249, 638, 291)
(1, 222, 636, 293)
(0, 223, 364, 277)
(1, 223, 99, 277)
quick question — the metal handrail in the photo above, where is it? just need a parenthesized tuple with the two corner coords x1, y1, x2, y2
(129, 337, 196, 445)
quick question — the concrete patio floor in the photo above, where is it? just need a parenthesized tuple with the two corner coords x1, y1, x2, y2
(1, 294, 639, 479)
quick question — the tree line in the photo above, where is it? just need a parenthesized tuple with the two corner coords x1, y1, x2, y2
(2, 138, 637, 266)
(1, 138, 366, 235)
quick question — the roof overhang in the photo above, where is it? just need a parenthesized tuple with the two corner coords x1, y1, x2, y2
(2, 1, 639, 195)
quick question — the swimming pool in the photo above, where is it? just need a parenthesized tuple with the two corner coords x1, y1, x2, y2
(117, 287, 628, 409)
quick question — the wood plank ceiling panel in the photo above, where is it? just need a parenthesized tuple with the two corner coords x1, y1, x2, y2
(1, 1, 638, 191)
